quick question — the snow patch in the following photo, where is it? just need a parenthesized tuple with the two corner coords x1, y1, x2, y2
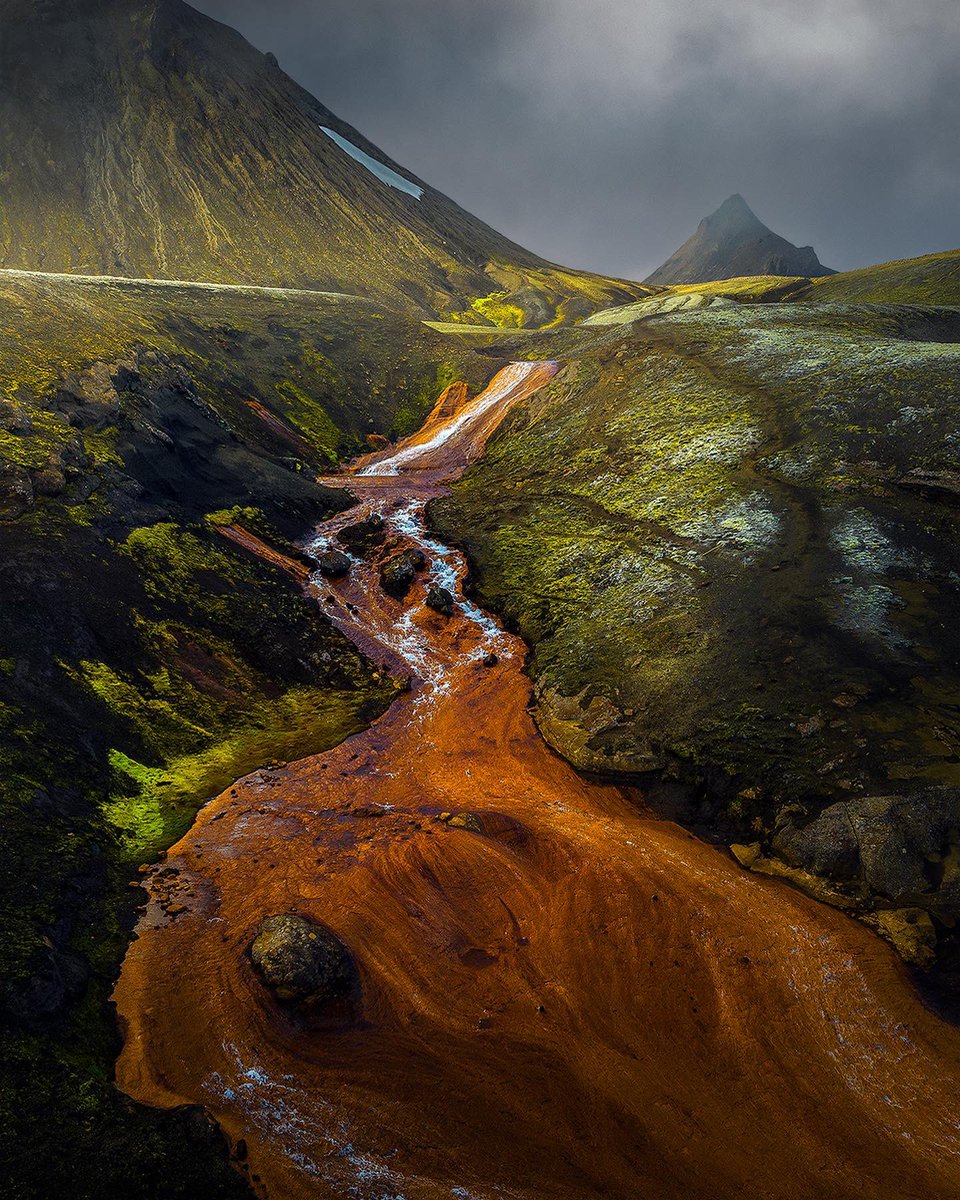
(320, 127, 424, 200)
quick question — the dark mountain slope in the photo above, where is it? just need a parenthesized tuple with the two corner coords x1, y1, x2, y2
(0, 0, 646, 322)
(646, 194, 834, 285)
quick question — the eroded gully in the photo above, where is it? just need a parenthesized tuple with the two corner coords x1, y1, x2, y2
(114, 362, 960, 1200)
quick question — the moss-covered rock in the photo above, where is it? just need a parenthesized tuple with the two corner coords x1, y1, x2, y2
(249, 915, 354, 1004)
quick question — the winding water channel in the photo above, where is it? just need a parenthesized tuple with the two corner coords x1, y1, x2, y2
(115, 363, 960, 1200)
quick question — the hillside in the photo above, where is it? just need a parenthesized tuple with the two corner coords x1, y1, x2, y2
(0, 0, 647, 325)
(800, 248, 960, 306)
(646, 194, 834, 285)
(434, 298, 960, 984)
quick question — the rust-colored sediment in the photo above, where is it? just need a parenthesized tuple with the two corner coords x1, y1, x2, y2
(115, 364, 960, 1200)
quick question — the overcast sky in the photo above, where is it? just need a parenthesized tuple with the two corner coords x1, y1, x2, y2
(195, 0, 959, 280)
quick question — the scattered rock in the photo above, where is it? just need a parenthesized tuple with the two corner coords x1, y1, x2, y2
(380, 552, 417, 598)
(425, 585, 455, 616)
(482, 652, 500, 668)
(316, 549, 351, 578)
(249, 914, 354, 1004)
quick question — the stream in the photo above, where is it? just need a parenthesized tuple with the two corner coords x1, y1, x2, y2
(114, 363, 960, 1200)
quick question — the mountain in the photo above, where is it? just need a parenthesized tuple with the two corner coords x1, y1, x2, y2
(645, 194, 835, 285)
(0, 0, 646, 322)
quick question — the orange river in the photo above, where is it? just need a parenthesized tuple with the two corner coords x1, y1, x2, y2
(114, 363, 960, 1200)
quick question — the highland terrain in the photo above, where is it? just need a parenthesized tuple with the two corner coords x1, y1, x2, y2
(2, 1, 960, 1197)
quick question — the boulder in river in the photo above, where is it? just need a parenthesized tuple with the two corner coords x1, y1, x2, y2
(249, 914, 354, 1004)
(380, 552, 417, 597)
(337, 513, 385, 554)
(316, 549, 351, 578)
(425, 585, 455, 616)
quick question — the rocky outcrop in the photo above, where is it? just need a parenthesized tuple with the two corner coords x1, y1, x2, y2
(249, 915, 354, 1004)
(773, 788, 960, 915)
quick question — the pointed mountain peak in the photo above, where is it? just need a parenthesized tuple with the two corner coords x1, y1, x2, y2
(646, 195, 834, 285)
(701, 194, 765, 234)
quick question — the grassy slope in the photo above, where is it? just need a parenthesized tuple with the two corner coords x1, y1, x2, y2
(433, 298, 960, 964)
(800, 249, 960, 306)
(0, 273, 494, 1198)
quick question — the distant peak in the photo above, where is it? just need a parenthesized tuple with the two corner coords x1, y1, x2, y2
(646, 193, 834, 285)
(704, 194, 764, 231)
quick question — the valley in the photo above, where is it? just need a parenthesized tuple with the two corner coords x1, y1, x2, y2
(2, 2, 960, 1196)
(113, 363, 960, 1200)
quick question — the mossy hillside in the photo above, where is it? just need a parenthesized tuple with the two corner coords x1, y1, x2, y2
(0, 272, 492, 465)
(449, 263, 652, 330)
(433, 301, 960, 893)
(800, 248, 960, 307)
(0, 275, 496, 1197)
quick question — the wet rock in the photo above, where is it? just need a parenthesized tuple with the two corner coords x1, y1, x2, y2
(482, 652, 500, 668)
(425, 585, 455, 616)
(380, 552, 417, 598)
(365, 433, 390, 451)
(316, 549, 351, 578)
(337, 514, 385, 554)
(401, 547, 427, 571)
(249, 914, 354, 1003)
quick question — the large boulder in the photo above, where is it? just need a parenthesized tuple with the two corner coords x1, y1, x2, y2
(249, 914, 354, 1004)
(773, 787, 960, 916)
(425, 585, 455, 616)
(337, 514, 385, 555)
(380, 552, 417, 598)
(315, 549, 351, 578)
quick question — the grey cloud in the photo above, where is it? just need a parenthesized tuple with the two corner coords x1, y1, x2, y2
(194, 0, 960, 278)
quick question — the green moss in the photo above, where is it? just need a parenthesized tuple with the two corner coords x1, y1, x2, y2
(471, 290, 526, 329)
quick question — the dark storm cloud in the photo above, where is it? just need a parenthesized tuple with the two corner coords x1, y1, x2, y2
(194, 0, 960, 278)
